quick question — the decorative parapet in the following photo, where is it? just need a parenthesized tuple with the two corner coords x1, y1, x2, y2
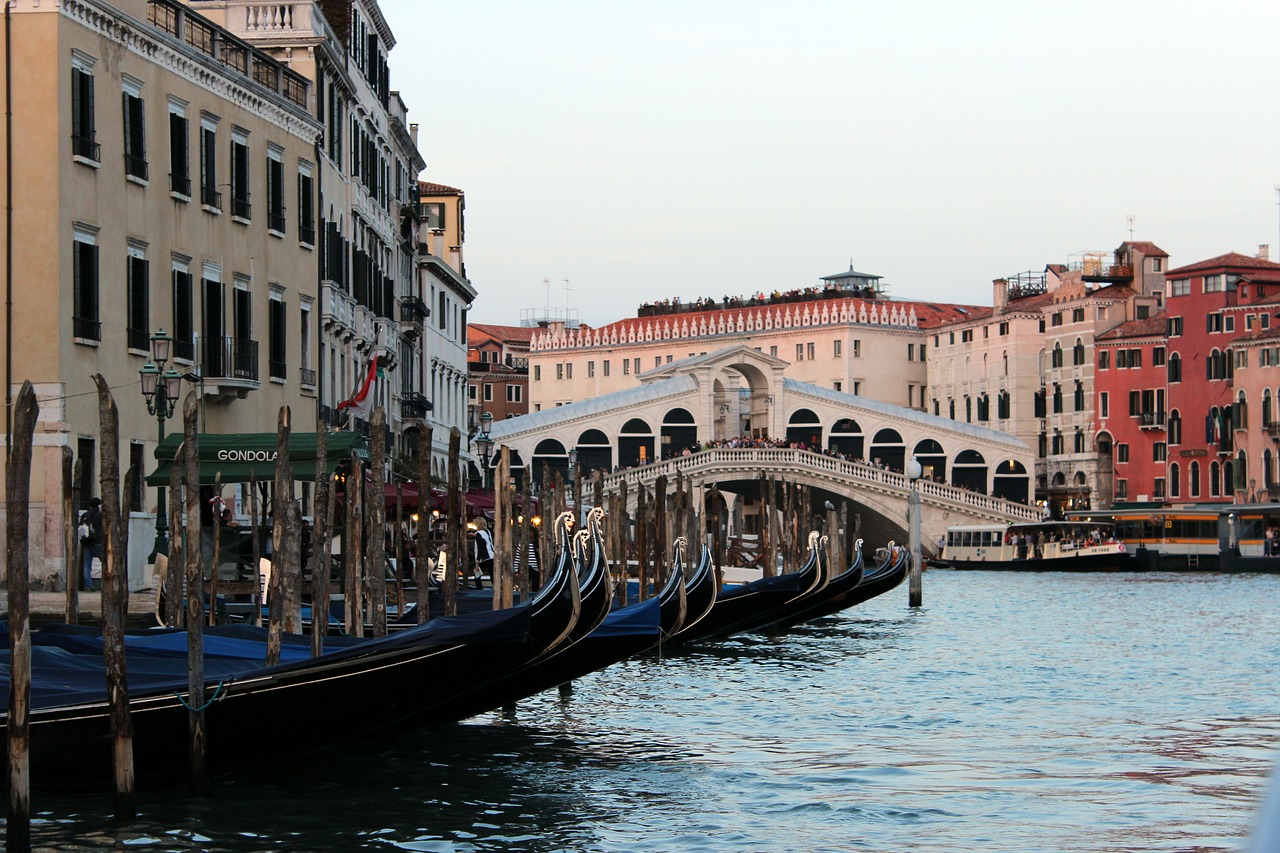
(531, 297, 920, 352)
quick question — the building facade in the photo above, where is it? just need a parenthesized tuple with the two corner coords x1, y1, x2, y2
(0, 0, 322, 585)
(467, 323, 533, 427)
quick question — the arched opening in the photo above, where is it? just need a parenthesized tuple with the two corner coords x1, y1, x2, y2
(1266, 450, 1276, 495)
(618, 418, 654, 468)
(532, 438, 568, 486)
(661, 407, 697, 459)
(576, 428, 612, 475)
(951, 449, 988, 494)
(828, 417, 864, 459)
(913, 438, 946, 482)
(785, 408, 823, 448)
(992, 458, 1029, 504)
(1170, 462, 1181, 499)
(1210, 460, 1221, 498)
(1190, 460, 1201, 498)
(870, 428, 905, 472)
(1094, 430, 1115, 509)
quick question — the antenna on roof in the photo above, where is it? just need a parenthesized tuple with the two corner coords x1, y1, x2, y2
(1127, 214, 1135, 241)
(543, 276, 551, 313)
(563, 279, 571, 314)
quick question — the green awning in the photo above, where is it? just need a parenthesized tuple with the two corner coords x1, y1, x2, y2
(146, 431, 369, 486)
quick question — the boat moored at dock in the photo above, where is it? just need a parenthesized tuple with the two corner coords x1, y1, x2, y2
(941, 521, 1127, 571)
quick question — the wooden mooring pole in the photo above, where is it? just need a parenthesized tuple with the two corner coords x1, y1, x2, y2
(267, 406, 291, 664)
(368, 408, 387, 637)
(181, 390, 207, 793)
(93, 375, 136, 818)
(311, 426, 330, 656)
(7, 382, 38, 852)
(414, 429, 431, 625)
(62, 448, 77, 626)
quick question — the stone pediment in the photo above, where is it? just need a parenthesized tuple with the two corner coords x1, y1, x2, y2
(638, 343, 789, 384)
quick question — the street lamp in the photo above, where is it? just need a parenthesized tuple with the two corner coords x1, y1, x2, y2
(475, 411, 494, 489)
(906, 455, 923, 607)
(139, 329, 181, 561)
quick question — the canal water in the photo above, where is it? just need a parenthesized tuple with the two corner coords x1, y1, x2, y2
(16, 570, 1280, 852)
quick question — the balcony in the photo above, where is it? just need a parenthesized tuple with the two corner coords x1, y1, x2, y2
(72, 134, 100, 163)
(1138, 411, 1166, 430)
(202, 335, 259, 400)
(1265, 421, 1280, 440)
(1082, 263, 1134, 284)
(170, 172, 191, 198)
(400, 392, 432, 421)
(202, 186, 223, 212)
(399, 295, 428, 339)
(231, 195, 252, 221)
(300, 367, 316, 388)
(321, 279, 355, 339)
(268, 210, 286, 235)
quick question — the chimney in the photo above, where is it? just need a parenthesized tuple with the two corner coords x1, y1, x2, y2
(432, 229, 444, 258)
(993, 278, 1009, 313)
(1259, 244, 1271, 261)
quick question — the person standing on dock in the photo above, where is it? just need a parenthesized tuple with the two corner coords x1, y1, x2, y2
(79, 497, 102, 591)
(472, 517, 495, 589)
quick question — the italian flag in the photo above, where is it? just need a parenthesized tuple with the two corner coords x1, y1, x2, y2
(338, 354, 380, 421)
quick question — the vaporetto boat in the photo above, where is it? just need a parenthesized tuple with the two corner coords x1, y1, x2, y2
(940, 520, 1128, 571)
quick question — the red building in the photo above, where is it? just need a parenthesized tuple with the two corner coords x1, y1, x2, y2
(1095, 250, 1280, 506)
(467, 323, 535, 426)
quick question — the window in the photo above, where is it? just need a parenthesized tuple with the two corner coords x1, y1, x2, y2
(834, 340, 842, 357)
(1190, 461, 1201, 497)
(483, 383, 493, 401)
(1052, 383, 1063, 414)
(806, 342, 815, 360)
(1074, 429, 1085, 453)
(1074, 381, 1085, 412)
(1170, 463, 1180, 498)
(962, 330, 974, 343)
(122, 78, 147, 181)
(1052, 343, 1063, 368)
(1170, 278, 1190, 296)
(1072, 308, 1085, 323)
(1098, 350, 1110, 370)
(268, 292, 286, 380)
(654, 356, 661, 368)
(1153, 443, 1167, 462)
(172, 261, 194, 360)
(1168, 316, 1183, 336)
(266, 147, 285, 235)
(126, 245, 149, 351)
(834, 381, 842, 392)
(1128, 390, 1140, 416)
(200, 116, 219, 210)
(587, 361, 595, 378)
(1153, 258, 1163, 272)
(230, 129, 251, 220)
(997, 390, 1010, 419)
(907, 343, 915, 361)
(555, 364, 563, 380)
(1225, 315, 1235, 333)
(468, 384, 477, 401)
(1051, 312, 1063, 327)
(168, 100, 189, 197)
(71, 54, 98, 161)
(1204, 274, 1224, 293)
(1168, 352, 1182, 383)
(1100, 392, 1109, 419)
(1116, 479, 1128, 499)
(299, 299, 313, 384)
(1153, 478, 1166, 500)
(566, 362, 573, 379)
(506, 385, 522, 403)
(603, 360, 610, 377)
(769, 346, 778, 357)
(1073, 339, 1085, 365)
(1117, 444, 1129, 463)
(796, 343, 804, 361)
(533, 365, 541, 381)
(1207, 313, 1224, 333)
(1168, 410, 1182, 445)
(1152, 347, 1166, 367)
(633, 358, 640, 374)
(999, 322, 1009, 336)
(73, 227, 100, 341)
(853, 340, 861, 357)
(623, 360, 630, 375)
(1051, 432, 1063, 455)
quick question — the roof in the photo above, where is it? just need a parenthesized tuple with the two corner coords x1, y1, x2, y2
(783, 378, 1027, 451)
(487, 376, 699, 442)
(1165, 252, 1280, 276)
(1095, 311, 1168, 342)
(469, 323, 539, 346)
(1121, 241, 1169, 258)
(418, 181, 463, 196)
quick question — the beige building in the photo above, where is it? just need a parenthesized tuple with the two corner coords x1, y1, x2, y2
(927, 243, 1165, 515)
(527, 270, 981, 421)
(0, 0, 322, 587)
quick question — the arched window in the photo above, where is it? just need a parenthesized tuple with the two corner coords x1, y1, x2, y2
(1264, 389, 1273, 428)
(1170, 462, 1180, 499)
(1168, 352, 1182, 383)
(1168, 409, 1182, 445)
(1190, 460, 1201, 497)
(1265, 449, 1275, 491)
(1074, 381, 1085, 411)
(1052, 342, 1064, 368)
(1210, 461, 1221, 497)
(1073, 338, 1085, 365)
(997, 390, 1010, 420)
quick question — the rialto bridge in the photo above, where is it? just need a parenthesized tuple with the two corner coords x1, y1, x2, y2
(484, 345, 1037, 550)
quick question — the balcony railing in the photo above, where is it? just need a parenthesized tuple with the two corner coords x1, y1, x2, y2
(170, 172, 191, 197)
(127, 327, 150, 352)
(400, 295, 429, 321)
(400, 392, 432, 420)
(73, 315, 100, 341)
(268, 358, 286, 380)
(202, 186, 222, 211)
(1138, 411, 1166, 430)
(203, 336, 258, 381)
(231, 195, 252, 220)
(268, 210, 286, 234)
(299, 223, 315, 246)
(174, 335, 195, 362)
(125, 154, 149, 181)
(1265, 421, 1280, 439)
(300, 367, 316, 387)
(72, 134, 100, 162)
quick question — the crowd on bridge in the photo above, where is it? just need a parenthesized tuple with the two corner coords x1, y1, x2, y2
(636, 284, 881, 318)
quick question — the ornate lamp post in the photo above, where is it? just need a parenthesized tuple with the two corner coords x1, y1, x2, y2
(475, 411, 494, 490)
(139, 329, 182, 561)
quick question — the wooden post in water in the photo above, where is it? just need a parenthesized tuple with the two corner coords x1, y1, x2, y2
(516, 471, 532, 600)
(415, 434, 431, 624)
(653, 475, 667, 589)
(179, 391, 206, 793)
(7, 382, 38, 851)
(494, 446, 513, 608)
(394, 483, 405, 619)
(248, 471, 260, 627)
(311, 427, 330, 657)
(166, 454, 183, 628)
(368, 408, 387, 637)
(444, 428, 461, 616)
(343, 450, 361, 636)
(635, 485, 649, 600)
(62, 447, 77, 626)
(92, 375, 136, 818)
(266, 406, 291, 664)
(618, 477, 630, 600)
(710, 485, 724, 586)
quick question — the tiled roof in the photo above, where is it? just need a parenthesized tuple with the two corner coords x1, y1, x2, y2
(1087, 283, 1137, 301)
(1121, 241, 1169, 257)
(1095, 311, 1168, 342)
(418, 181, 463, 195)
(469, 323, 540, 345)
(1166, 252, 1280, 276)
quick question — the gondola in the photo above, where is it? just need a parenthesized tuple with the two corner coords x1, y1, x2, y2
(0, 518, 583, 790)
(670, 531, 828, 644)
(762, 539, 866, 631)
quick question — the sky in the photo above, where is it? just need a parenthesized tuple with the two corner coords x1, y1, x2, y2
(383, 1, 1280, 328)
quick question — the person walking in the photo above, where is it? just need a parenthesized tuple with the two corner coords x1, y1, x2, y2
(472, 517, 495, 590)
(79, 497, 103, 591)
